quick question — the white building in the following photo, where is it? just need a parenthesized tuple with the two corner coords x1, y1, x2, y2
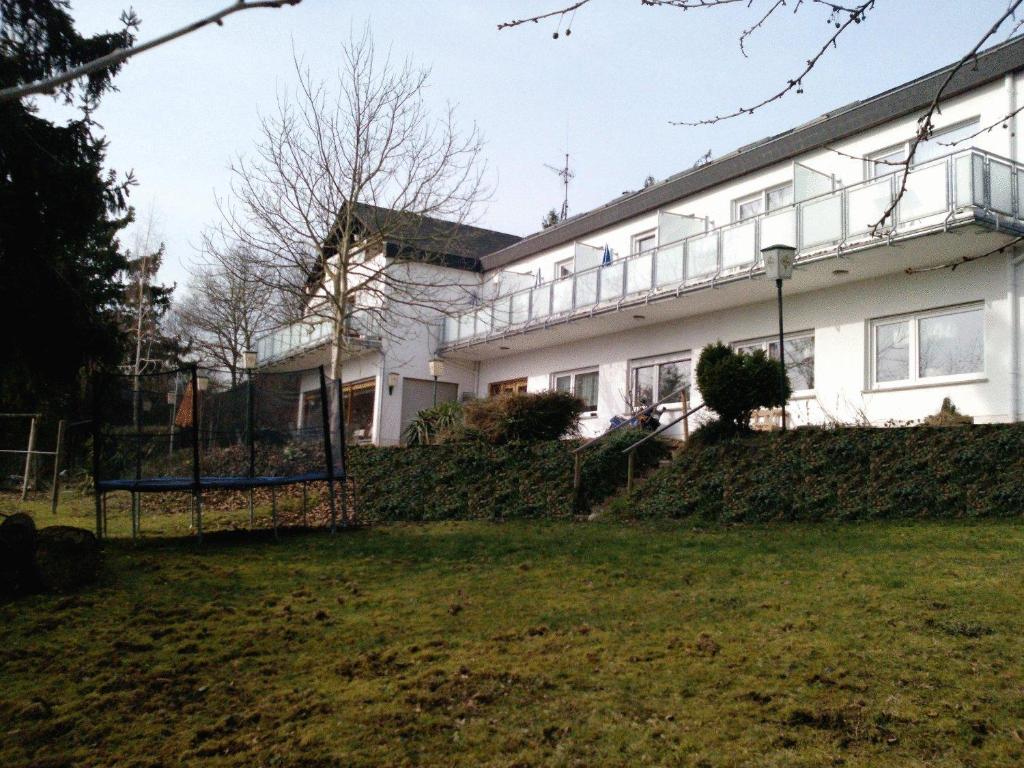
(257, 36, 1024, 445)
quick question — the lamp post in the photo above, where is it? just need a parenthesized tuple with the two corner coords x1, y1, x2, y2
(761, 244, 796, 431)
(387, 371, 400, 396)
(242, 350, 257, 527)
(428, 357, 445, 406)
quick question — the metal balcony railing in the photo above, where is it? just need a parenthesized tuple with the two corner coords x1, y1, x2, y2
(441, 148, 1024, 347)
(256, 310, 381, 366)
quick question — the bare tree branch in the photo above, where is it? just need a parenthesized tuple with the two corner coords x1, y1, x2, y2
(0, 0, 302, 104)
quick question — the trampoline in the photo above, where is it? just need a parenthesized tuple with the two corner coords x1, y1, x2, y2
(91, 364, 349, 540)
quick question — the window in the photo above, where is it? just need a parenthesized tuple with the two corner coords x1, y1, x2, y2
(865, 117, 981, 179)
(734, 332, 815, 392)
(300, 390, 322, 432)
(870, 304, 984, 387)
(489, 378, 528, 396)
(554, 369, 599, 413)
(633, 233, 656, 255)
(631, 355, 691, 407)
(555, 258, 573, 280)
(732, 183, 794, 221)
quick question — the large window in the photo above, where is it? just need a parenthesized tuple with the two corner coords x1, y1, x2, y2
(554, 369, 599, 414)
(865, 117, 980, 179)
(870, 304, 984, 388)
(631, 355, 691, 407)
(734, 332, 815, 393)
(554, 257, 573, 280)
(733, 183, 794, 222)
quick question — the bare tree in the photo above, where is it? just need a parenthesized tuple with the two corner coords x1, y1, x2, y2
(499, 1, 1024, 234)
(219, 27, 488, 382)
(175, 241, 282, 386)
(120, 208, 177, 375)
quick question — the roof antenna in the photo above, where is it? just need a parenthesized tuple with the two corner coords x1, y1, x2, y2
(545, 152, 574, 222)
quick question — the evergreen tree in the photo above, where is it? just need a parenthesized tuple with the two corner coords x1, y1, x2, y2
(0, 2, 138, 410)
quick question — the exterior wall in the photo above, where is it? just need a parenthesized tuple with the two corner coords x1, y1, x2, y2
(476, 255, 1019, 435)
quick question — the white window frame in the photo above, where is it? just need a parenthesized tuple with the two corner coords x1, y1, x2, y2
(632, 230, 657, 256)
(864, 116, 981, 180)
(732, 330, 816, 395)
(868, 303, 985, 390)
(552, 367, 600, 416)
(731, 182, 794, 222)
(554, 257, 574, 280)
(629, 352, 692, 409)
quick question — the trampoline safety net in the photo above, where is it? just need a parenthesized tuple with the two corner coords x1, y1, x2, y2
(93, 365, 348, 535)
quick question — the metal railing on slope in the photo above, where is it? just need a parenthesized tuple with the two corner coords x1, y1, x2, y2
(620, 401, 707, 494)
(570, 384, 696, 508)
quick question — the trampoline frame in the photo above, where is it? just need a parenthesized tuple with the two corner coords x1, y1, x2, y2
(92, 364, 348, 541)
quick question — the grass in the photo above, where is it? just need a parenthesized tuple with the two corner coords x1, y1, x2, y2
(2, 499, 1024, 766)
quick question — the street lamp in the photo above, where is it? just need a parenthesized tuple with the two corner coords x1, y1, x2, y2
(243, 350, 258, 370)
(387, 371, 400, 396)
(428, 357, 445, 406)
(761, 244, 796, 431)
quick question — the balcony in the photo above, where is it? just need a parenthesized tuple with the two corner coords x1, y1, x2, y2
(441, 148, 1024, 350)
(256, 310, 382, 368)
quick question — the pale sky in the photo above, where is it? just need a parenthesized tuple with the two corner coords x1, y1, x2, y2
(49, 0, 1010, 288)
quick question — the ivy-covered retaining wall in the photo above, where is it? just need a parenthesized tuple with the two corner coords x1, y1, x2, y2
(348, 429, 668, 522)
(618, 425, 1024, 522)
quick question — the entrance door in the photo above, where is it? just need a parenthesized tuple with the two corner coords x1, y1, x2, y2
(488, 378, 528, 396)
(400, 378, 458, 443)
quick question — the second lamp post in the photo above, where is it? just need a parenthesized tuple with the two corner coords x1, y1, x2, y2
(760, 244, 796, 431)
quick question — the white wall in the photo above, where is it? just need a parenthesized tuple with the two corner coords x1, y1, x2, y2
(476, 255, 1018, 435)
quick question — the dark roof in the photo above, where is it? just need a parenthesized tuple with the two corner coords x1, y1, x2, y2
(481, 34, 1024, 271)
(350, 202, 520, 271)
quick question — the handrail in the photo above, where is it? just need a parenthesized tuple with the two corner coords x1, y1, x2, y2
(621, 402, 706, 455)
(572, 384, 689, 455)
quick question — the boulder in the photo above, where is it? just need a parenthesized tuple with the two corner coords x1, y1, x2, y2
(34, 526, 100, 593)
(0, 513, 38, 594)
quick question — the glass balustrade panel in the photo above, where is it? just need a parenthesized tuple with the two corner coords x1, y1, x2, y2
(444, 315, 460, 343)
(847, 179, 892, 235)
(801, 193, 843, 248)
(552, 279, 573, 314)
(576, 269, 599, 307)
(686, 233, 718, 280)
(627, 254, 653, 294)
(458, 312, 475, 339)
(721, 221, 755, 270)
(531, 286, 551, 319)
(990, 160, 1013, 215)
(900, 162, 948, 221)
(655, 243, 684, 287)
(760, 209, 795, 249)
(511, 291, 531, 324)
(491, 298, 511, 330)
(600, 262, 624, 301)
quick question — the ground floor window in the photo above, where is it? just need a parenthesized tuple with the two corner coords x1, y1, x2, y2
(489, 378, 528, 396)
(734, 331, 815, 393)
(300, 390, 322, 433)
(553, 369, 599, 414)
(630, 354, 691, 407)
(871, 304, 983, 387)
(341, 379, 376, 442)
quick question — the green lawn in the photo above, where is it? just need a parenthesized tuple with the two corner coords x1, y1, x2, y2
(2, 510, 1023, 766)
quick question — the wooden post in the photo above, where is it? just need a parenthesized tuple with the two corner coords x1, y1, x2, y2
(20, 416, 37, 501)
(572, 452, 582, 510)
(301, 482, 308, 527)
(681, 386, 690, 442)
(50, 419, 65, 514)
(248, 489, 255, 528)
(627, 448, 636, 494)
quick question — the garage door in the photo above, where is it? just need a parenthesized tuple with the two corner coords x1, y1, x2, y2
(400, 378, 458, 443)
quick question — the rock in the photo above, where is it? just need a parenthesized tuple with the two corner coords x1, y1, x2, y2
(0, 513, 38, 595)
(34, 526, 100, 593)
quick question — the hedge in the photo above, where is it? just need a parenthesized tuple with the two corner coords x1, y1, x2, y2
(347, 428, 668, 521)
(617, 424, 1024, 522)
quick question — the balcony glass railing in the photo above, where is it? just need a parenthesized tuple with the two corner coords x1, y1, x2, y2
(256, 310, 381, 365)
(442, 148, 1024, 347)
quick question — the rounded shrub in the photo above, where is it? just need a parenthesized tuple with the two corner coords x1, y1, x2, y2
(695, 342, 790, 432)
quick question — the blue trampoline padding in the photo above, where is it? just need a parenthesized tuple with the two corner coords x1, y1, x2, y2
(97, 471, 344, 493)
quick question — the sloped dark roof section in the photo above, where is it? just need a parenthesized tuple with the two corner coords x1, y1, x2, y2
(351, 202, 520, 271)
(480, 34, 1024, 272)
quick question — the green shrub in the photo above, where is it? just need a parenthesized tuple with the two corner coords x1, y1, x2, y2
(463, 390, 585, 444)
(695, 342, 790, 432)
(403, 401, 467, 446)
(621, 424, 1024, 522)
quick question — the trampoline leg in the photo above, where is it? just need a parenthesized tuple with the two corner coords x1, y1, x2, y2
(195, 490, 203, 542)
(101, 493, 108, 538)
(248, 489, 254, 528)
(271, 486, 278, 539)
(189, 494, 194, 530)
(302, 483, 308, 527)
(131, 492, 138, 542)
(136, 493, 142, 537)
